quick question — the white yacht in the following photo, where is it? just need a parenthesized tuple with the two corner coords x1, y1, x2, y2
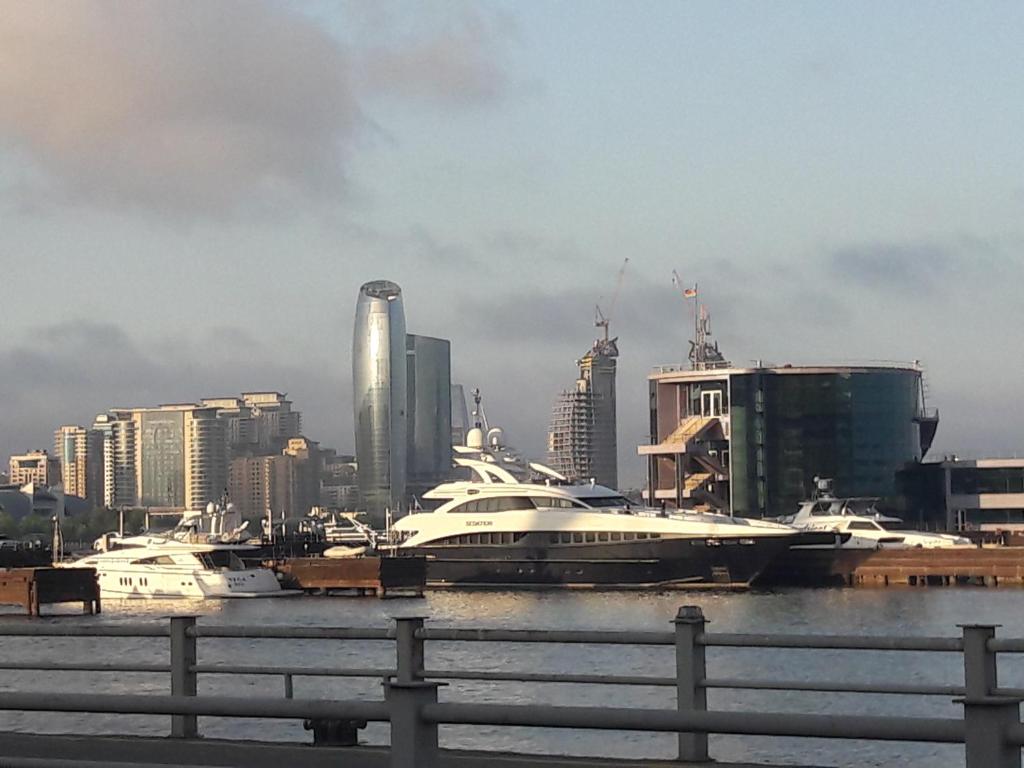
(67, 534, 290, 599)
(781, 481, 973, 550)
(390, 472, 805, 588)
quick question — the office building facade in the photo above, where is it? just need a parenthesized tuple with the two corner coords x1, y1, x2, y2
(640, 364, 935, 518)
(352, 280, 408, 524)
(406, 334, 453, 502)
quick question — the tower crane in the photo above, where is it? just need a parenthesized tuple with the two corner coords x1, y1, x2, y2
(594, 257, 629, 354)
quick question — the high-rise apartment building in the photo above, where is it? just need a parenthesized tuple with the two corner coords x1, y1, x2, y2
(548, 341, 619, 488)
(7, 450, 61, 487)
(353, 280, 408, 524)
(406, 335, 452, 502)
(321, 451, 360, 510)
(92, 411, 137, 508)
(54, 425, 104, 507)
(129, 404, 226, 510)
(201, 392, 302, 458)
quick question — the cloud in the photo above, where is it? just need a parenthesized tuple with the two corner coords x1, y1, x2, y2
(355, 8, 514, 107)
(829, 242, 956, 291)
(0, 1, 513, 216)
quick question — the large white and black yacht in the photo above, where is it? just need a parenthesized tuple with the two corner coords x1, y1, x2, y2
(390, 442, 804, 588)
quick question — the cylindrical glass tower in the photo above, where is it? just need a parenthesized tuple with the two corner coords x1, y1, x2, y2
(352, 280, 407, 524)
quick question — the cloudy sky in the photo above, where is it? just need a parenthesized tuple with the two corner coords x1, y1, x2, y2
(2, 1, 1023, 486)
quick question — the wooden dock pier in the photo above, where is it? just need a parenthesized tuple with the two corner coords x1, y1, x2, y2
(272, 556, 426, 597)
(0, 567, 100, 616)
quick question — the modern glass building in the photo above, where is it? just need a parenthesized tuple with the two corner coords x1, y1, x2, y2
(639, 364, 936, 518)
(352, 280, 408, 524)
(136, 409, 186, 508)
(406, 334, 453, 503)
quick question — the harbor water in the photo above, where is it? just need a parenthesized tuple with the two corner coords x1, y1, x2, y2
(4, 588, 1024, 767)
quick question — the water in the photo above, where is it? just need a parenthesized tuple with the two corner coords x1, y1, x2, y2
(3, 588, 1024, 767)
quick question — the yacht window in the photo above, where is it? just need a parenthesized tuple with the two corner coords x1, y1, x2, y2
(811, 502, 832, 516)
(636, 533, 648, 540)
(598, 532, 609, 542)
(134, 555, 176, 566)
(610, 532, 621, 541)
(572, 533, 583, 543)
(649, 533, 661, 539)
(549, 533, 560, 543)
(581, 496, 631, 508)
(560, 533, 572, 543)
(531, 497, 585, 509)
(847, 521, 884, 531)
(623, 532, 635, 541)
(585, 532, 596, 543)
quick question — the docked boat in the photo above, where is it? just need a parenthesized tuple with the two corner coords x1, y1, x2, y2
(66, 534, 291, 599)
(389, 478, 806, 588)
(779, 482, 973, 550)
(756, 479, 973, 586)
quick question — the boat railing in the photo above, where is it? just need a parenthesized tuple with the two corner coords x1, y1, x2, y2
(0, 607, 1020, 767)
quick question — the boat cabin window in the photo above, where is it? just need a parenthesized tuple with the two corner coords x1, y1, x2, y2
(846, 520, 884, 532)
(529, 497, 585, 509)
(579, 496, 631, 508)
(197, 551, 246, 571)
(810, 502, 833, 516)
(133, 555, 177, 565)
(450, 496, 534, 514)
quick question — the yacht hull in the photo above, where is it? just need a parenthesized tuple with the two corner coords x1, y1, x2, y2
(399, 533, 795, 589)
(78, 565, 287, 599)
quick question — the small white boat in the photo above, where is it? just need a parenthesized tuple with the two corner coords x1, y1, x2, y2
(781, 479, 973, 550)
(67, 535, 292, 599)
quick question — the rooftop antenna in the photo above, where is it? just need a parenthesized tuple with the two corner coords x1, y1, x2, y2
(594, 257, 629, 357)
(672, 271, 728, 371)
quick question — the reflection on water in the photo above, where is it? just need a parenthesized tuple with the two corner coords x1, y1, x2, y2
(5, 588, 1024, 767)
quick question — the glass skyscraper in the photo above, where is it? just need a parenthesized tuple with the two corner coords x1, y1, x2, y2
(352, 280, 408, 524)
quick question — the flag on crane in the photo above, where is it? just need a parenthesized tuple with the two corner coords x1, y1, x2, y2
(683, 286, 698, 298)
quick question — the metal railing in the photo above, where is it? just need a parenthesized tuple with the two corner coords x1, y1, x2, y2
(0, 608, 1021, 767)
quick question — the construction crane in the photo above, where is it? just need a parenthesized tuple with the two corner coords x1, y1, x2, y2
(594, 257, 629, 354)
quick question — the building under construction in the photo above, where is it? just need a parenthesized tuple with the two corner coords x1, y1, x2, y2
(547, 342, 618, 488)
(547, 261, 626, 489)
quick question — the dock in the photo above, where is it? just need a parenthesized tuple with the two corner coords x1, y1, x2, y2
(272, 556, 426, 597)
(0, 567, 100, 616)
(757, 546, 1024, 588)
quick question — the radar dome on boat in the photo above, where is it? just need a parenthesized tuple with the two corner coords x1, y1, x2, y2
(466, 427, 484, 450)
(487, 427, 505, 448)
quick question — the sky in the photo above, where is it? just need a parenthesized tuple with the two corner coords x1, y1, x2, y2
(1, 1, 1023, 487)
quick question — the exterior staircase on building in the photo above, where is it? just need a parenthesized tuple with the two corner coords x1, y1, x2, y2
(665, 415, 716, 447)
(682, 471, 713, 495)
(692, 452, 727, 478)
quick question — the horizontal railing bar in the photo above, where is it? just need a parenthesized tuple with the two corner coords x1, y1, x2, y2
(0, 692, 390, 721)
(190, 626, 392, 640)
(425, 669, 674, 686)
(424, 703, 965, 743)
(192, 664, 393, 678)
(700, 633, 964, 652)
(0, 759, 209, 768)
(996, 687, 1024, 698)
(702, 678, 965, 696)
(0, 662, 169, 673)
(418, 628, 674, 645)
(1005, 723, 1024, 746)
(0, 626, 169, 638)
(989, 639, 1024, 652)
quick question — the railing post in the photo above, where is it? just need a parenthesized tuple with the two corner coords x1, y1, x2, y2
(169, 616, 198, 739)
(959, 624, 1021, 768)
(674, 605, 708, 762)
(395, 616, 425, 683)
(387, 615, 441, 768)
